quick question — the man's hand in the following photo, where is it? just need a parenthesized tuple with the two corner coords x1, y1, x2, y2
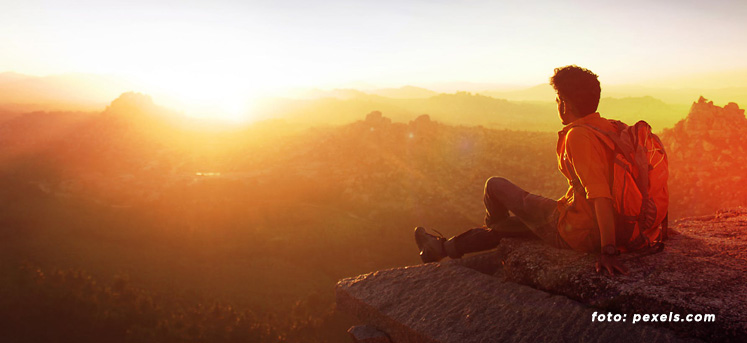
(592, 197, 628, 276)
(595, 254, 629, 276)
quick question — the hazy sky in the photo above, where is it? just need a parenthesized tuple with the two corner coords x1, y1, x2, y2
(2, 0, 746, 115)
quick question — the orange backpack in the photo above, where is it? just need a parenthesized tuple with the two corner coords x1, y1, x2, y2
(578, 120, 669, 251)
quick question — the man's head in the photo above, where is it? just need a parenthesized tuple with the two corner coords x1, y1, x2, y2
(550, 65, 601, 124)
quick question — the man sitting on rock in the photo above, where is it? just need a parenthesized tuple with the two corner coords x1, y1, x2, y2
(415, 65, 629, 276)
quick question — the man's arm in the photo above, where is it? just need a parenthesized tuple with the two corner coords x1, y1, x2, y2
(565, 128, 628, 275)
(593, 197, 628, 276)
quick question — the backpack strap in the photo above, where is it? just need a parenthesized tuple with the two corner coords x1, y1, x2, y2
(624, 239, 665, 260)
(574, 122, 651, 197)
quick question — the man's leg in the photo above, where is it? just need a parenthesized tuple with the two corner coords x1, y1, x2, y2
(444, 177, 559, 258)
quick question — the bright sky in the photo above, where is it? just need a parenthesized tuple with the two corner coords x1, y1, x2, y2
(2, 0, 746, 119)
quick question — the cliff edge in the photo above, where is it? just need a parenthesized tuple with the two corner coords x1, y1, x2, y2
(336, 208, 747, 342)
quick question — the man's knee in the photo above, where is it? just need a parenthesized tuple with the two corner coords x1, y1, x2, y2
(485, 176, 510, 192)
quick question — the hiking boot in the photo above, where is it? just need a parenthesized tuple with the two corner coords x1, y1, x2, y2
(414, 226, 447, 263)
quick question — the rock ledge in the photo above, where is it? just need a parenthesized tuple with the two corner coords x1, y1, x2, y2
(336, 208, 747, 342)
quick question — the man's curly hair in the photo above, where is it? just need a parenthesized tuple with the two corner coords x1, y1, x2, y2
(550, 65, 601, 117)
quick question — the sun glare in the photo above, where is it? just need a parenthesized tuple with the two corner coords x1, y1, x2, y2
(33, 18, 282, 124)
(136, 71, 258, 123)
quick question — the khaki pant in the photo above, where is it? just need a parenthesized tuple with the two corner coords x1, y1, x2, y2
(444, 177, 569, 259)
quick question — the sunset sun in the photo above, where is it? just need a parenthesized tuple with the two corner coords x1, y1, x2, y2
(141, 71, 257, 122)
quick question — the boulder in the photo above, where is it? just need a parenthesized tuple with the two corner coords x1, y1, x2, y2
(336, 208, 747, 342)
(495, 208, 747, 341)
(337, 261, 691, 342)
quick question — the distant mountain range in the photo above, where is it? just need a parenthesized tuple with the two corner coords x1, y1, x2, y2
(479, 83, 747, 107)
(0, 72, 138, 112)
(253, 91, 689, 132)
(292, 86, 439, 100)
(1, 71, 744, 133)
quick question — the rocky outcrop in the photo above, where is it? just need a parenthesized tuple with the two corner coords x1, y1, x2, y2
(660, 98, 747, 218)
(336, 208, 747, 342)
(337, 261, 691, 343)
(495, 207, 747, 341)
